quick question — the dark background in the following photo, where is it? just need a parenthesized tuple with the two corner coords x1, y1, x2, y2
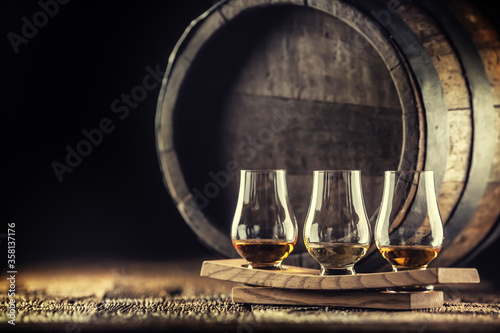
(3, 1, 500, 285)
(4, 0, 215, 264)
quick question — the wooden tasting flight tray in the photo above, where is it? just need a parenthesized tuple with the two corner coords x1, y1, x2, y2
(200, 259, 480, 310)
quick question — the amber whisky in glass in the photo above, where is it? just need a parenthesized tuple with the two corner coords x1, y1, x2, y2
(375, 171, 444, 291)
(304, 170, 371, 275)
(231, 170, 298, 269)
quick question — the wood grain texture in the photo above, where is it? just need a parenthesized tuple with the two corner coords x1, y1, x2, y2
(201, 259, 480, 290)
(396, 2, 472, 226)
(0, 261, 498, 332)
(432, 0, 500, 266)
(156, 0, 500, 271)
(232, 287, 444, 310)
(436, 183, 500, 265)
(157, 0, 409, 262)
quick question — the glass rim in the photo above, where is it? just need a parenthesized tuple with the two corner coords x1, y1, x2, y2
(240, 169, 287, 173)
(384, 170, 434, 174)
(313, 169, 361, 173)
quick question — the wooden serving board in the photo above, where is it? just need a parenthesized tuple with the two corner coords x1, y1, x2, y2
(232, 287, 444, 310)
(201, 259, 480, 290)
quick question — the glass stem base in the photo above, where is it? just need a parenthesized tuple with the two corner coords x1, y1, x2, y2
(386, 285, 434, 292)
(247, 261, 282, 270)
(385, 267, 434, 292)
(320, 266, 355, 276)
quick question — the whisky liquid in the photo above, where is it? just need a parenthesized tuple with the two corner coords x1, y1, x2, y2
(233, 239, 295, 266)
(379, 245, 441, 270)
(306, 242, 369, 268)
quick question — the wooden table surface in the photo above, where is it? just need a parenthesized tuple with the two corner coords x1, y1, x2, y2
(1, 257, 499, 332)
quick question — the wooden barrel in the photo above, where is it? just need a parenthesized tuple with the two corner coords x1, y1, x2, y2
(155, 0, 500, 271)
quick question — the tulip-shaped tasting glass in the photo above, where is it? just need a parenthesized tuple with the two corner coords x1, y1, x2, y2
(304, 170, 371, 276)
(375, 171, 443, 282)
(231, 170, 298, 269)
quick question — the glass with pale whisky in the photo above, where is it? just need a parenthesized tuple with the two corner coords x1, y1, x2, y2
(375, 171, 444, 290)
(304, 170, 371, 276)
(231, 169, 298, 269)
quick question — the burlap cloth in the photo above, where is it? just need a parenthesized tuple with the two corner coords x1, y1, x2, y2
(1, 258, 499, 332)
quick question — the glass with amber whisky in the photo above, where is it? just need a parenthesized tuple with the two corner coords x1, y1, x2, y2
(375, 171, 444, 290)
(304, 170, 371, 276)
(231, 169, 298, 269)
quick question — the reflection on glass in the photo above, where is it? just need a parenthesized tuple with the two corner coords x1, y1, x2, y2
(304, 170, 371, 276)
(231, 169, 298, 269)
(375, 170, 444, 291)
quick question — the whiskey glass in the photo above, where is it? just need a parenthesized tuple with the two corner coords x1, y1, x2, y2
(375, 171, 443, 290)
(231, 169, 298, 269)
(304, 170, 371, 276)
